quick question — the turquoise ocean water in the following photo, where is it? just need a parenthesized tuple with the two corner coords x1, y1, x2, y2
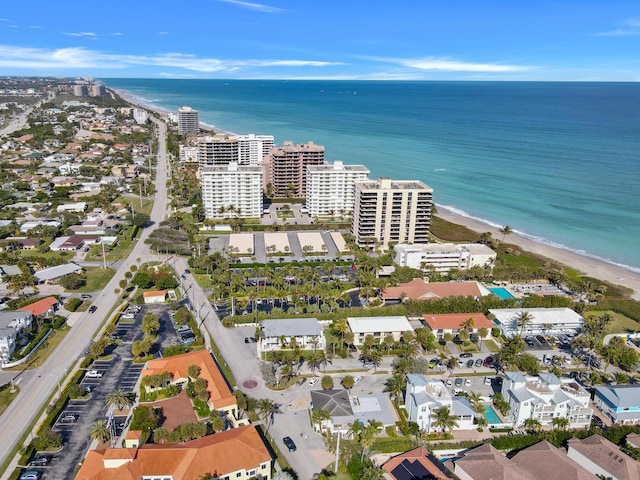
(100, 79, 640, 272)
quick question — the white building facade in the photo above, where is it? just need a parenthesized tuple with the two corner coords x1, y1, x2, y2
(201, 163, 263, 219)
(237, 134, 274, 166)
(352, 178, 433, 249)
(489, 308, 585, 339)
(177, 106, 199, 134)
(0, 311, 33, 364)
(394, 243, 496, 273)
(306, 161, 370, 218)
(501, 372, 592, 429)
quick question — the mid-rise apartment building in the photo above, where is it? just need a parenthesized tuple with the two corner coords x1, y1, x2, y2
(352, 178, 433, 249)
(237, 133, 275, 166)
(201, 163, 263, 219)
(197, 134, 239, 167)
(178, 144, 198, 163)
(306, 160, 370, 217)
(177, 105, 200, 134)
(262, 141, 325, 197)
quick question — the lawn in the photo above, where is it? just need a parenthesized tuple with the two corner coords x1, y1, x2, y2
(115, 196, 154, 216)
(0, 384, 20, 416)
(482, 339, 501, 353)
(276, 210, 295, 219)
(66, 267, 116, 293)
(601, 310, 640, 334)
(6, 328, 69, 371)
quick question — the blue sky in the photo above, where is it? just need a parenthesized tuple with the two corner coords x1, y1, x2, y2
(1, 0, 639, 80)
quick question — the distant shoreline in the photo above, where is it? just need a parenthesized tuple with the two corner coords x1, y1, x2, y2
(109, 86, 640, 299)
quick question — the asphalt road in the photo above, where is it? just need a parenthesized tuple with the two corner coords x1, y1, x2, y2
(0, 116, 170, 475)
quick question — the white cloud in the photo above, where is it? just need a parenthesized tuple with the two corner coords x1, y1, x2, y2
(112, 32, 123, 36)
(368, 56, 532, 72)
(0, 45, 340, 72)
(64, 32, 98, 37)
(595, 17, 640, 36)
(218, 0, 287, 13)
(29, 26, 43, 29)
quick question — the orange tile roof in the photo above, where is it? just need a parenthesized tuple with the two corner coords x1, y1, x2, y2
(142, 350, 236, 410)
(383, 446, 453, 480)
(143, 290, 166, 297)
(382, 279, 485, 300)
(75, 425, 272, 480)
(422, 313, 495, 331)
(18, 296, 58, 317)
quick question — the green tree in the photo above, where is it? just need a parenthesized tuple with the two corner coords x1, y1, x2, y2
(153, 427, 170, 444)
(105, 389, 132, 411)
(432, 406, 458, 434)
(311, 408, 331, 431)
(500, 225, 513, 242)
(552, 416, 569, 430)
(524, 418, 542, 434)
(516, 311, 534, 335)
(141, 313, 160, 336)
(321, 375, 334, 390)
(90, 420, 111, 443)
(342, 375, 355, 391)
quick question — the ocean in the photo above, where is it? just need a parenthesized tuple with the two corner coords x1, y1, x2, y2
(100, 79, 640, 273)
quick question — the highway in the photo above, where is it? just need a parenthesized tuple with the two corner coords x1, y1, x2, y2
(0, 117, 169, 474)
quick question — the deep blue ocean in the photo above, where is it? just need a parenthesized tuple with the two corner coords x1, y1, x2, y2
(100, 79, 640, 272)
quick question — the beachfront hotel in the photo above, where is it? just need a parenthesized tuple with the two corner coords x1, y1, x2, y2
(306, 160, 370, 217)
(261, 141, 325, 197)
(201, 162, 263, 219)
(352, 177, 433, 249)
(177, 105, 200, 134)
(394, 243, 497, 273)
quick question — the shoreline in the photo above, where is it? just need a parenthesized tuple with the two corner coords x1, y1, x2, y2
(108, 86, 640, 299)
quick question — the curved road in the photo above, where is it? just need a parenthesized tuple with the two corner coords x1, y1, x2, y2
(0, 117, 169, 473)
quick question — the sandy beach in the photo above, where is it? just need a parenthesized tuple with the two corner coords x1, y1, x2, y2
(436, 209, 640, 299)
(109, 86, 640, 300)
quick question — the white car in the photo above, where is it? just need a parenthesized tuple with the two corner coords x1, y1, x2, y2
(85, 370, 103, 378)
(308, 378, 318, 387)
(484, 377, 492, 385)
(353, 376, 362, 386)
(446, 379, 453, 387)
(464, 378, 472, 387)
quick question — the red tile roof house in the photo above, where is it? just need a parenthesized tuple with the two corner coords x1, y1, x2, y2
(143, 290, 166, 304)
(75, 424, 273, 480)
(422, 313, 496, 341)
(381, 278, 491, 303)
(18, 296, 59, 318)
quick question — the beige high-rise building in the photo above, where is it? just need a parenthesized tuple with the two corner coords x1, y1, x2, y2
(177, 106, 200, 134)
(352, 178, 433, 249)
(262, 141, 325, 198)
(197, 134, 239, 167)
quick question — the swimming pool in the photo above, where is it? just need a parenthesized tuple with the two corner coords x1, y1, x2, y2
(489, 287, 515, 299)
(483, 405, 502, 424)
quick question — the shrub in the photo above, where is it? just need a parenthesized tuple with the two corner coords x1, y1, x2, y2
(65, 297, 82, 312)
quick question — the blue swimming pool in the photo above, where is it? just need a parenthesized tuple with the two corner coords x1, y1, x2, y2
(489, 287, 515, 299)
(483, 405, 502, 424)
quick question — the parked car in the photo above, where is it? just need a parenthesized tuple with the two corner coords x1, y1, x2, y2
(475, 358, 483, 367)
(28, 456, 50, 467)
(428, 358, 438, 369)
(460, 353, 473, 359)
(59, 414, 78, 423)
(85, 369, 103, 378)
(484, 376, 492, 386)
(283, 436, 297, 452)
(483, 356, 494, 367)
(176, 325, 191, 333)
(80, 294, 92, 299)
(353, 376, 362, 386)
(88, 305, 97, 313)
(465, 378, 472, 387)
(455, 378, 463, 387)
(19, 472, 41, 480)
(244, 337, 257, 343)
(466, 359, 474, 368)
(446, 379, 453, 387)
(308, 378, 318, 387)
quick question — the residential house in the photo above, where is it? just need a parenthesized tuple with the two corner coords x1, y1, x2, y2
(501, 372, 592, 429)
(0, 311, 33, 365)
(489, 307, 585, 338)
(404, 374, 475, 433)
(422, 313, 495, 342)
(0, 265, 22, 282)
(143, 290, 166, 304)
(0, 237, 41, 251)
(74, 424, 273, 480)
(142, 350, 239, 423)
(382, 446, 454, 480)
(18, 296, 60, 318)
(346, 316, 413, 346)
(56, 202, 87, 213)
(393, 243, 497, 273)
(445, 441, 597, 480)
(260, 318, 324, 351)
(49, 235, 86, 252)
(381, 279, 491, 304)
(310, 389, 355, 435)
(593, 385, 640, 425)
(566, 434, 640, 480)
(34, 263, 82, 284)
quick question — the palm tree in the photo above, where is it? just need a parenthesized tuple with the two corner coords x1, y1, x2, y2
(524, 418, 542, 434)
(384, 374, 406, 404)
(187, 364, 201, 380)
(461, 317, 476, 331)
(552, 416, 569, 430)
(342, 375, 355, 391)
(90, 420, 111, 443)
(466, 391, 484, 414)
(256, 398, 278, 434)
(500, 225, 513, 242)
(516, 311, 534, 336)
(432, 406, 458, 434)
(476, 416, 489, 431)
(311, 408, 331, 432)
(105, 389, 132, 411)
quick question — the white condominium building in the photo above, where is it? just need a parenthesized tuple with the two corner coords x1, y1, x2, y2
(394, 243, 497, 273)
(177, 106, 200, 134)
(132, 108, 148, 125)
(201, 163, 263, 219)
(179, 145, 199, 163)
(306, 161, 370, 217)
(237, 134, 274, 166)
(501, 372, 592, 429)
(352, 178, 433, 249)
(198, 135, 239, 167)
